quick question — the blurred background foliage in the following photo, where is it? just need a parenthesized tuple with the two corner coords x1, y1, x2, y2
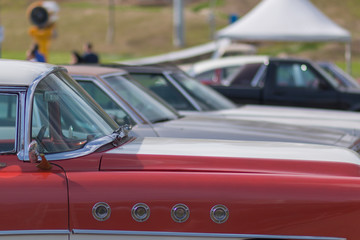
(1, 0, 360, 77)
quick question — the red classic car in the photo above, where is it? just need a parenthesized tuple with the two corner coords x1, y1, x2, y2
(0, 59, 357, 240)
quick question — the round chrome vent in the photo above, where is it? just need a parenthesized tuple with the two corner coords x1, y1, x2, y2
(131, 203, 150, 222)
(210, 205, 229, 224)
(171, 204, 190, 223)
(92, 202, 111, 221)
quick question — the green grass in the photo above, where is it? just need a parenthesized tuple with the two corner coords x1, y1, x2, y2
(1, 0, 360, 79)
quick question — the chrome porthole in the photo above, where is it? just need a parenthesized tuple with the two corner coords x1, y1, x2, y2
(92, 202, 111, 221)
(210, 205, 229, 224)
(132, 203, 150, 222)
(171, 204, 190, 223)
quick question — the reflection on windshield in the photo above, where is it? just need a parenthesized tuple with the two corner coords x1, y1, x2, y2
(32, 71, 117, 154)
(103, 74, 179, 123)
(170, 72, 236, 111)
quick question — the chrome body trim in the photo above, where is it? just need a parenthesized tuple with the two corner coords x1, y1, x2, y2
(0, 230, 69, 235)
(164, 71, 203, 111)
(171, 203, 190, 223)
(210, 204, 229, 224)
(92, 202, 111, 221)
(71, 230, 346, 240)
(131, 203, 150, 222)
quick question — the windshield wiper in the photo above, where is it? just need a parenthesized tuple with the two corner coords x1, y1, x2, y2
(152, 117, 173, 123)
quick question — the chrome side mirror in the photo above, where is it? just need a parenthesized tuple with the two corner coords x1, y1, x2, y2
(28, 140, 39, 163)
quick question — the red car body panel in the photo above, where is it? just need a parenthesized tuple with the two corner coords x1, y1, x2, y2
(67, 159, 360, 238)
(0, 155, 68, 231)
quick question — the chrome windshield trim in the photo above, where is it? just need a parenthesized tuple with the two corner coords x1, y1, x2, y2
(18, 66, 66, 161)
(32, 133, 119, 161)
(72, 230, 345, 240)
(0, 230, 69, 235)
(18, 66, 120, 161)
(164, 71, 203, 111)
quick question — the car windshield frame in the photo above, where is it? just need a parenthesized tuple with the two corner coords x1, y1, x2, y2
(18, 67, 119, 161)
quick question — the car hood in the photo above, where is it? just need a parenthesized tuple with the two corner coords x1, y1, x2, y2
(101, 137, 360, 177)
(195, 104, 360, 134)
(149, 115, 359, 148)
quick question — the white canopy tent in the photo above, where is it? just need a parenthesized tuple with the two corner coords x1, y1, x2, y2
(217, 0, 352, 72)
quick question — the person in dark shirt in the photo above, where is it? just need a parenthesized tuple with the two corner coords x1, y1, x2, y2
(82, 42, 99, 63)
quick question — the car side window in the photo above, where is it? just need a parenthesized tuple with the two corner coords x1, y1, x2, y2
(230, 63, 262, 86)
(131, 73, 196, 111)
(0, 94, 17, 153)
(77, 81, 135, 126)
(274, 63, 327, 90)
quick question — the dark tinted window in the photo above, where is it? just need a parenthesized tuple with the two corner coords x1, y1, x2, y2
(131, 73, 196, 111)
(274, 63, 327, 90)
(230, 63, 262, 86)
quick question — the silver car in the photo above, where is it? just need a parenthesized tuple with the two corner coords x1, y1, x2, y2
(64, 65, 360, 152)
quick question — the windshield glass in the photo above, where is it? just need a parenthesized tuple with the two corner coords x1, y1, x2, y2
(103, 74, 179, 123)
(0, 93, 17, 153)
(31, 71, 117, 154)
(318, 63, 360, 89)
(170, 72, 236, 111)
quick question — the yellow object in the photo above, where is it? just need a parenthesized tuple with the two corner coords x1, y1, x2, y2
(28, 25, 54, 60)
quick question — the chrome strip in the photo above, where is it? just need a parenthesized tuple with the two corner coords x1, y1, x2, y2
(0, 230, 69, 235)
(164, 72, 203, 111)
(18, 66, 63, 161)
(72, 230, 345, 240)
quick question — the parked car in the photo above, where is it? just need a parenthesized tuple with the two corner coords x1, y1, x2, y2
(64, 65, 360, 148)
(111, 64, 360, 135)
(187, 56, 360, 90)
(4, 59, 360, 239)
(318, 61, 360, 89)
(202, 57, 360, 111)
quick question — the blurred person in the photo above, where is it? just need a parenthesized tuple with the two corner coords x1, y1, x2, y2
(27, 44, 46, 62)
(82, 42, 99, 63)
(26, 44, 46, 62)
(70, 50, 83, 64)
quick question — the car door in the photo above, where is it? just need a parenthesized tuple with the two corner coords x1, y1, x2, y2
(264, 61, 340, 109)
(0, 91, 68, 239)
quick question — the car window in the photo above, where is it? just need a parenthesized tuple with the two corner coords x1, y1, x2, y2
(170, 72, 237, 111)
(230, 63, 262, 86)
(77, 81, 135, 127)
(103, 74, 179, 123)
(0, 93, 17, 153)
(130, 73, 196, 111)
(31, 72, 116, 154)
(274, 63, 327, 90)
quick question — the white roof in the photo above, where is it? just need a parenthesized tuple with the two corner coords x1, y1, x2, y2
(0, 59, 55, 86)
(217, 0, 351, 42)
(189, 55, 268, 75)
